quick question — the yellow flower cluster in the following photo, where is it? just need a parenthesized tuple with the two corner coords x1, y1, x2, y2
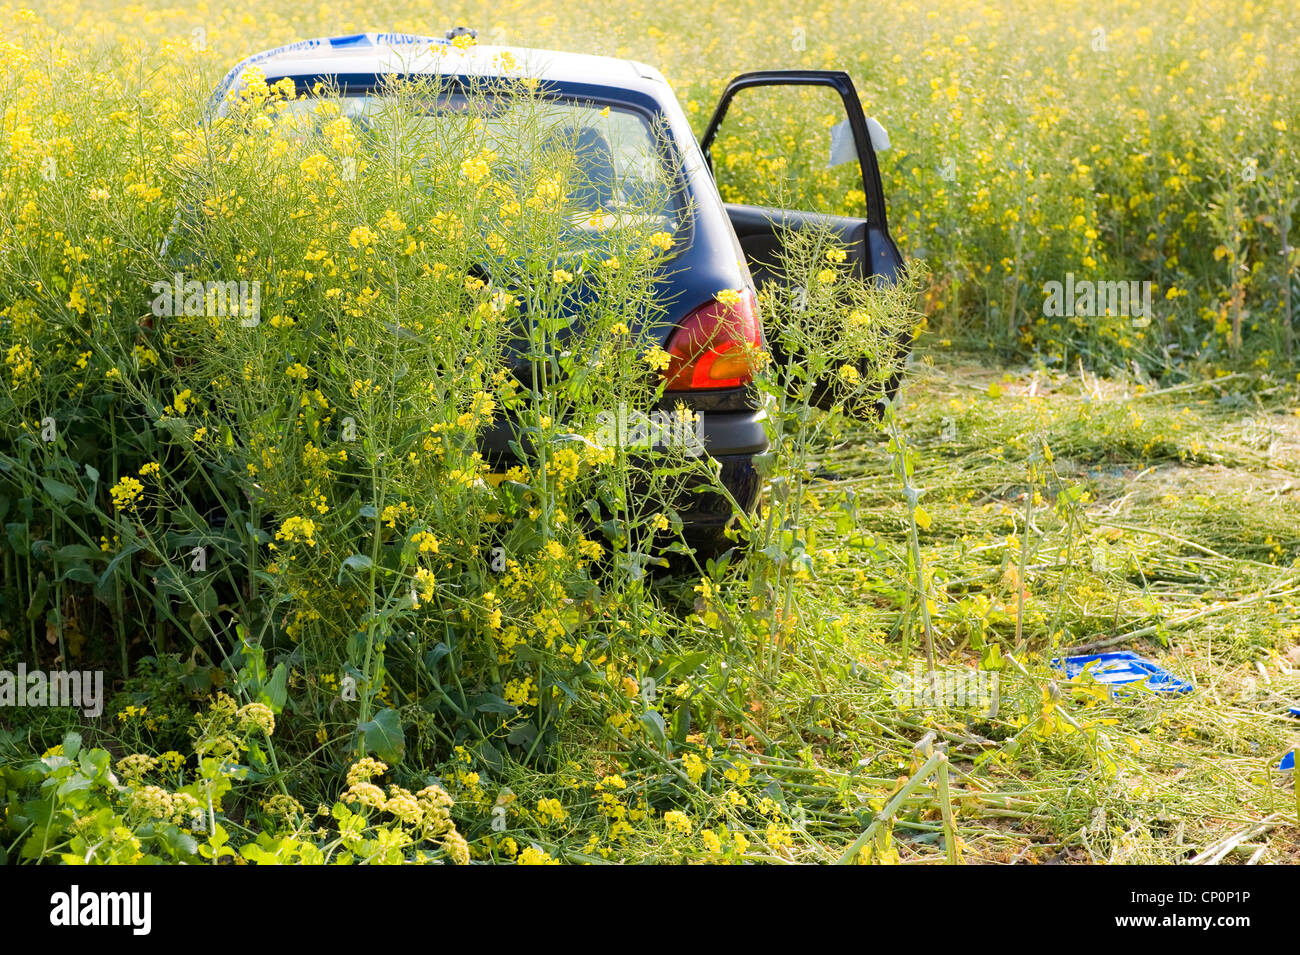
(109, 476, 144, 512)
(275, 515, 319, 547)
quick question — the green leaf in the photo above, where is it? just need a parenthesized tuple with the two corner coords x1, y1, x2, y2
(337, 553, 373, 584)
(39, 477, 80, 507)
(56, 774, 92, 798)
(97, 543, 143, 590)
(359, 708, 405, 764)
(640, 710, 667, 748)
(54, 544, 100, 563)
(507, 722, 538, 747)
(261, 663, 288, 713)
(61, 731, 82, 761)
(472, 693, 517, 715)
(26, 573, 49, 621)
(158, 824, 199, 857)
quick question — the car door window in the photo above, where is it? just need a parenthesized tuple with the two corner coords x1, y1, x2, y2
(699, 71, 901, 291)
(704, 83, 868, 219)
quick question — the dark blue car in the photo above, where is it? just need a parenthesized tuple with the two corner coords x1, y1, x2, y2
(210, 30, 905, 555)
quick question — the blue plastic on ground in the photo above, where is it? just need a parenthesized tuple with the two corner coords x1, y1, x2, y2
(1053, 651, 1194, 695)
(1277, 708, 1299, 770)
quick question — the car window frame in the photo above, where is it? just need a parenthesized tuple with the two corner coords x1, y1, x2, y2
(256, 72, 697, 262)
(698, 69, 889, 231)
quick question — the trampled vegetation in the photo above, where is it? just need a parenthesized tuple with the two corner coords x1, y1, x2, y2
(1, 0, 1297, 864)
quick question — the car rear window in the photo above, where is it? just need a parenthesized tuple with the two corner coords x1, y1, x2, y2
(270, 86, 684, 244)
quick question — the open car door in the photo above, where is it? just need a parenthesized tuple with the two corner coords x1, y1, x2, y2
(699, 70, 907, 408)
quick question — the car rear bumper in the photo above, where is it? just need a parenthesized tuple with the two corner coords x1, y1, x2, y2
(692, 406, 768, 457)
(676, 451, 761, 528)
(479, 405, 767, 462)
(479, 405, 766, 530)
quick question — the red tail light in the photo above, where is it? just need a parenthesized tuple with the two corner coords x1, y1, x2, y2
(663, 288, 762, 391)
